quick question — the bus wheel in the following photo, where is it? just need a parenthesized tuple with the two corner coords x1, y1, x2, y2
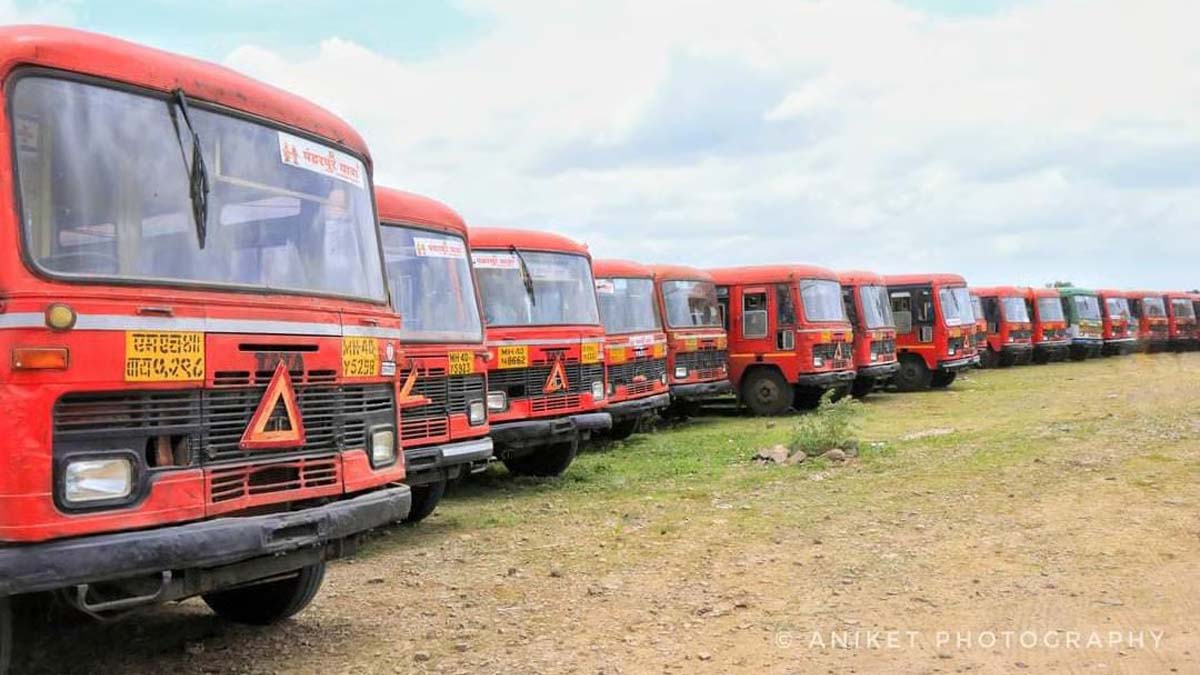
(403, 479, 447, 524)
(608, 417, 641, 440)
(893, 355, 932, 392)
(0, 596, 12, 675)
(930, 371, 957, 388)
(503, 438, 579, 477)
(792, 385, 825, 410)
(850, 377, 874, 399)
(203, 563, 326, 626)
(979, 347, 999, 368)
(742, 369, 793, 416)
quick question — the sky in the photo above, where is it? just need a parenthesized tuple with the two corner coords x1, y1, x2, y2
(3, 0, 1197, 289)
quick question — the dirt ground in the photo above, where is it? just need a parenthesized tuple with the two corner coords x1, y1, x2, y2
(16, 352, 1200, 674)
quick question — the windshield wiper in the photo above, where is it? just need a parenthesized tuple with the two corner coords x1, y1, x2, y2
(169, 89, 210, 249)
(510, 245, 536, 306)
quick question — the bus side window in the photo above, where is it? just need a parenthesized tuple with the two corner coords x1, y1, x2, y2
(842, 287, 858, 329)
(1060, 297, 1071, 323)
(914, 289, 933, 324)
(742, 291, 769, 339)
(716, 286, 730, 332)
(891, 290, 913, 334)
(983, 297, 1000, 332)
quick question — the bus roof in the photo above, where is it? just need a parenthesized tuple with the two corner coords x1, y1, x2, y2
(1026, 287, 1063, 299)
(375, 186, 465, 236)
(648, 264, 715, 283)
(836, 270, 887, 286)
(1058, 287, 1098, 297)
(0, 25, 369, 160)
(707, 264, 838, 286)
(469, 227, 590, 256)
(593, 259, 654, 279)
(883, 273, 968, 287)
(972, 286, 1028, 297)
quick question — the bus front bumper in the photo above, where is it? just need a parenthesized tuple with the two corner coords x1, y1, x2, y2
(0, 486, 411, 597)
(670, 380, 734, 401)
(490, 412, 612, 451)
(607, 393, 672, 421)
(404, 437, 495, 486)
(856, 362, 900, 380)
(795, 369, 858, 387)
(937, 355, 979, 372)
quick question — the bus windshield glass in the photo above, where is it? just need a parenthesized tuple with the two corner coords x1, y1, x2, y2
(662, 280, 722, 328)
(596, 277, 660, 334)
(1038, 297, 1066, 322)
(1143, 297, 1166, 317)
(473, 250, 599, 326)
(382, 225, 482, 342)
(939, 286, 975, 326)
(12, 76, 385, 301)
(859, 285, 894, 329)
(1104, 297, 1130, 320)
(1172, 299, 1196, 319)
(1002, 296, 1030, 322)
(1073, 294, 1102, 321)
(800, 279, 847, 322)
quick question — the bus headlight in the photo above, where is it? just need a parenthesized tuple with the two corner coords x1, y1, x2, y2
(813, 356, 824, 368)
(675, 366, 688, 379)
(660, 372, 668, 385)
(64, 457, 133, 504)
(468, 400, 486, 425)
(591, 381, 605, 400)
(370, 426, 396, 467)
(487, 391, 508, 412)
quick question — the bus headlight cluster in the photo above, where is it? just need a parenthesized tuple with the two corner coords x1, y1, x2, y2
(468, 400, 486, 425)
(370, 426, 396, 467)
(591, 381, 605, 400)
(812, 356, 824, 368)
(487, 391, 508, 412)
(64, 457, 133, 505)
(675, 366, 688, 379)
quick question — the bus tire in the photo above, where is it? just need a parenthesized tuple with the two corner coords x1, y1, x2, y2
(608, 417, 641, 441)
(203, 563, 326, 626)
(850, 377, 875, 399)
(742, 369, 793, 416)
(0, 596, 11, 675)
(930, 371, 957, 388)
(792, 385, 825, 410)
(979, 347, 999, 368)
(503, 438, 578, 477)
(893, 354, 932, 392)
(403, 479, 446, 524)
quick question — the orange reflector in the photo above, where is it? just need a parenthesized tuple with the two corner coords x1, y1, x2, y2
(12, 347, 69, 370)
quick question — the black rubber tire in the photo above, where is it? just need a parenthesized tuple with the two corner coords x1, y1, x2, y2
(203, 563, 326, 625)
(0, 596, 11, 675)
(979, 347, 1000, 369)
(1032, 349, 1051, 365)
(850, 377, 875, 399)
(502, 438, 579, 477)
(893, 354, 932, 392)
(608, 417, 641, 440)
(403, 479, 447, 524)
(1069, 345, 1089, 361)
(930, 371, 957, 388)
(792, 385, 825, 410)
(741, 368, 793, 416)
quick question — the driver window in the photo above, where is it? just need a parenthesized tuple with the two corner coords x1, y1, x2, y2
(891, 290, 913, 334)
(742, 290, 769, 339)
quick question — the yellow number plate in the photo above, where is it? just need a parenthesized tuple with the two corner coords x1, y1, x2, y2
(582, 342, 601, 364)
(608, 346, 628, 364)
(448, 350, 475, 375)
(125, 331, 204, 382)
(342, 337, 380, 378)
(497, 345, 530, 369)
(716, 336, 727, 350)
(684, 337, 699, 352)
(652, 343, 667, 359)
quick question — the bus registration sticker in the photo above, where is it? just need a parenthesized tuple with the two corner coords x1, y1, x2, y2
(608, 346, 628, 364)
(343, 337, 380, 378)
(497, 345, 529, 369)
(125, 331, 205, 382)
(448, 350, 475, 375)
(582, 342, 602, 364)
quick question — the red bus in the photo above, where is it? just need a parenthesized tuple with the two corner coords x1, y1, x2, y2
(0, 27, 410, 671)
(1164, 292, 1198, 351)
(377, 187, 492, 522)
(709, 265, 855, 415)
(837, 271, 898, 398)
(1024, 287, 1070, 363)
(471, 228, 610, 475)
(1127, 291, 1169, 352)
(971, 286, 1033, 367)
(884, 274, 979, 391)
(1097, 289, 1137, 356)
(649, 265, 732, 409)
(592, 260, 671, 438)
(969, 291, 988, 355)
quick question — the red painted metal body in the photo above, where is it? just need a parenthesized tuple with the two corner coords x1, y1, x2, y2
(1128, 290, 1170, 350)
(883, 274, 979, 381)
(0, 27, 404, 546)
(649, 264, 731, 402)
(709, 265, 855, 406)
(971, 285, 1033, 366)
(1096, 289, 1136, 355)
(376, 187, 491, 483)
(1164, 291, 1198, 348)
(836, 270, 898, 382)
(592, 260, 669, 409)
(1023, 287, 1071, 360)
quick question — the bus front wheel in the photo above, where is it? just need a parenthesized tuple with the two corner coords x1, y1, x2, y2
(893, 355, 932, 392)
(0, 596, 11, 675)
(203, 563, 326, 626)
(742, 369, 793, 416)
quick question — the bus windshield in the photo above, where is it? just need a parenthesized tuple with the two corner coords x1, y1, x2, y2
(662, 280, 722, 328)
(939, 286, 975, 326)
(382, 225, 482, 342)
(1172, 299, 1196, 319)
(800, 279, 847, 323)
(1002, 296, 1030, 323)
(596, 277, 660, 334)
(1143, 297, 1167, 318)
(1038, 297, 1066, 322)
(12, 76, 385, 301)
(860, 285, 894, 329)
(473, 250, 599, 326)
(1104, 297, 1130, 320)
(1073, 295, 1102, 321)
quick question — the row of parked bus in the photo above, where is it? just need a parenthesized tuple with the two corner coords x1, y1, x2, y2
(0, 27, 1193, 673)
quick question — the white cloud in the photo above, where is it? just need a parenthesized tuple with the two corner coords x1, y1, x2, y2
(225, 0, 1200, 289)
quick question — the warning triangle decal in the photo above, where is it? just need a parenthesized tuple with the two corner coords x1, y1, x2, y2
(543, 358, 569, 394)
(240, 362, 307, 450)
(397, 367, 432, 408)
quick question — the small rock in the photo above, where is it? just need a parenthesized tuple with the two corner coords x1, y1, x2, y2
(549, 566, 564, 578)
(698, 651, 712, 661)
(366, 577, 386, 585)
(506, 567, 519, 577)
(413, 652, 431, 663)
(455, 643, 469, 653)
(785, 450, 807, 465)
(753, 444, 790, 465)
(822, 448, 847, 463)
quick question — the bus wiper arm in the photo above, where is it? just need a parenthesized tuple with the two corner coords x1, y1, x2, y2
(510, 245, 536, 306)
(171, 89, 210, 249)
